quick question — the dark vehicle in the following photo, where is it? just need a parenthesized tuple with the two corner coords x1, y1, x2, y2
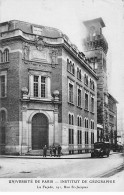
(91, 142, 110, 158)
(113, 143, 123, 152)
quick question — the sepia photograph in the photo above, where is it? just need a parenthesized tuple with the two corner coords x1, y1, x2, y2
(0, 0, 124, 192)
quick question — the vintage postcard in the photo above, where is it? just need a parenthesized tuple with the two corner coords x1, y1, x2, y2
(0, 0, 124, 192)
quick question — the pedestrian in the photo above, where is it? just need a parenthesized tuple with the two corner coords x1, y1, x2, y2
(43, 145, 47, 157)
(52, 144, 56, 157)
(49, 146, 53, 157)
(57, 145, 62, 157)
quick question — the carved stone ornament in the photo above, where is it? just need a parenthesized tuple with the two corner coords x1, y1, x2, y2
(50, 48, 58, 66)
(21, 87, 29, 99)
(23, 43, 30, 60)
(35, 36, 45, 51)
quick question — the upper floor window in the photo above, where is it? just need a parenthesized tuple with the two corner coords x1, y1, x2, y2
(77, 116, 82, 127)
(84, 118, 89, 128)
(84, 74, 88, 86)
(0, 49, 9, 63)
(109, 114, 114, 123)
(69, 113, 74, 125)
(0, 51, 3, 63)
(3, 49, 9, 62)
(33, 75, 46, 98)
(68, 79, 74, 104)
(90, 78, 95, 91)
(91, 120, 94, 129)
(67, 59, 75, 75)
(29, 72, 51, 99)
(91, 94, 94, 113)
(77, 67, 81, 80)
(77, 88, 81, 107)
(0, 71, 7, 98)
(85, 92, 88, 110)
(0, 110, 6, 122)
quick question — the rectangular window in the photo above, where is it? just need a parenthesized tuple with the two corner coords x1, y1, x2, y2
(0, 72, 7, 98)
(85, 93, 88, 110)
(1, 126, 6, 144)
(77, 130, 82, 144)
(33, 76, 39, 97)
(1, 76, 5, 97)
(33, 75, 47, 98)
(69, 129, 74, 144)
(41, 76, 46, 97)
(84, 74, 88, 85)
(85, 132, 89, 144)
(69, 83, 73, 103)
(109, 115, 114, 123)
(91, 97, 94, 113)
(91, 132, 94, 144)
(78, 89, 81, 107)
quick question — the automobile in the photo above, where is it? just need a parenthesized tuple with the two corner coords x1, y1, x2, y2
(113, 143, 123, 152)
(91, 142, 110, 158)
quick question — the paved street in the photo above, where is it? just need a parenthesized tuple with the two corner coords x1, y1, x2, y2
(0, 153, 123, 178)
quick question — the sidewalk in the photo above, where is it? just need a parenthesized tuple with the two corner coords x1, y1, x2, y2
(0, 151, 118, 159)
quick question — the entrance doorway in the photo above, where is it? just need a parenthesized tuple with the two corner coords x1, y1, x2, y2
(32, 113, 48, 150)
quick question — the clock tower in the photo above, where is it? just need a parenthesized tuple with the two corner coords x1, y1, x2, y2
(83, 18, 109, 141)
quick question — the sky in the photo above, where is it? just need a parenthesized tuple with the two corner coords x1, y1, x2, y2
(0, 0, 124, 129)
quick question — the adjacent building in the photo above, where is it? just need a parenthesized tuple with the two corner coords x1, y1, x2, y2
(0, 20, 97, 155)
(83, 18, 118, 147)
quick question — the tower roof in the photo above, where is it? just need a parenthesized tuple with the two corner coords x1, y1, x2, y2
(83, 17, 105, 28)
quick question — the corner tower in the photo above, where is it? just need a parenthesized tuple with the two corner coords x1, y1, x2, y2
(83, 18, 109, 141)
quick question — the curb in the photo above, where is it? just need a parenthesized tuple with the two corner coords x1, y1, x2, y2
(0, 152, 119, 159)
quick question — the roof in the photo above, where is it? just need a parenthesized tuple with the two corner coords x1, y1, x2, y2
(83, 17, 105, 28)
(108, 93, 118, 103)
(0, 20, 63, 38)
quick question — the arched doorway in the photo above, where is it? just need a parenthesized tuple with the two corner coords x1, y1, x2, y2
(32, 113, 48, 150)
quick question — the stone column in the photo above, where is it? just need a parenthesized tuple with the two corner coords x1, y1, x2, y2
(53, 90, 60, 144)
(54, 104, 59, 144)
(21, 103, 28, 154)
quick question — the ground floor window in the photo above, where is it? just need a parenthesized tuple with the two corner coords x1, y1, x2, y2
(91, 132, 94, 144)
(85, 131, 89, 144)
(69, 129, 74, 144)
(77, 130, 82, 144)
(0, 126, 6, 144)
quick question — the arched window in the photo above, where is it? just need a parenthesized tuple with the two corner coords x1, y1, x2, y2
(77, 116, 79, 126)
(87, 119, 89, 128)
(77, 67, 79, 78)
(80, 117, 81, 127)
(0, 110, 6, 122)
(85, 118, 87, 128)
(72, 115, 74, 125)
(71, 63, 75, 75)
(79, 69, 81, 80)
(3, 49, 9, 62)
(69, 114, 71, 125)
(69, 114, 74, 125)
(91, 121, 92, 129)
(93, 121, 94, 129)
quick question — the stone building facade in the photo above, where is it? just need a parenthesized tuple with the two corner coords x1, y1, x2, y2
(0, 20, 97, 155)
(83, 18, 118, 146)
